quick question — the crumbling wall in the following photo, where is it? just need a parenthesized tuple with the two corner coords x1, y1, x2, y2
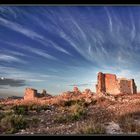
(24, 88, 52, 100)
(118, 79, 131, 94)
(104, 74, 120, 94)
(96, 72, 137, 95)
(24, 88, 38, 100)
(130, 79, 137, 94)
(96, 72, 105, 93)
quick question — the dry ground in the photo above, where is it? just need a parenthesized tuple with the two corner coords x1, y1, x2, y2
(0, 93, 140, 135)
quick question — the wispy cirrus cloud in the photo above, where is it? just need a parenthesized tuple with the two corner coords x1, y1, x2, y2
(104, 7, 113, 32)
(69, 81, 96, 87)
(0, 50, 25, 57)
(0, 54, 26, 64)
(0, 41, 58, 61)
(0, 17, 44, 40)
(0, 15, 72, 57)
(26, 47, 57, 61)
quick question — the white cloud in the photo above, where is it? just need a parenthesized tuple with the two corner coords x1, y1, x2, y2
(0, 50, 25, 57)
(27, 47, 57, 61)
(0, 54, 26, 64)
(104, 7, 113, 32)
(0, 17, 44, 40)
(0, 16, 72, 57)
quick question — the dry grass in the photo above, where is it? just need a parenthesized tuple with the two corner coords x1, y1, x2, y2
(75, 119, 106, 134)
(118, 112, 140, 133)
(54, 103, 87, 123)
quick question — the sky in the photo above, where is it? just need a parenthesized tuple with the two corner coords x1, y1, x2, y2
(0, 6, 140, 97)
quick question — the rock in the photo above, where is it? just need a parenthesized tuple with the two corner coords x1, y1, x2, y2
(41, 119, 44, 123)
(105, 122, 123, 134)
(45, 110, 51, 113)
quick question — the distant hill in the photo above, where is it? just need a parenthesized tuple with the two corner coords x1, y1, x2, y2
(0, 93, 22, 99)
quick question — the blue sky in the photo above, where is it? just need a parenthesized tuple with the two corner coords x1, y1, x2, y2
(0, 6, 140, 96)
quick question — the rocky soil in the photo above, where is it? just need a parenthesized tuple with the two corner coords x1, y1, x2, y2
(0, 93, 140, 135)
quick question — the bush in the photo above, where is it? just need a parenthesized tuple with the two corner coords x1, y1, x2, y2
(77, 122, 106, 134)
(64, 100, 77, 106)
(54, 103, 87, 123)
(41, 105, 50, 111)
(29, 117, 40, 127)
(12, 105, 28, 115)
(54, 115, 67, 123)
(0, 104, 4, 110)
(0, 112, 4, 120)
(13, 104, 50, 114)
(118, 114, 140, 133)
(0, 113, 28, 134)
(63, 99, 87, 107)
(27, 104, 48, 112)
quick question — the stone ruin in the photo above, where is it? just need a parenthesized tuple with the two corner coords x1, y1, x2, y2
(73, 86, 80, 94)
(24, 72, 137, 101)
(24, 88, 52, 100)
(96, 72, 137, 95)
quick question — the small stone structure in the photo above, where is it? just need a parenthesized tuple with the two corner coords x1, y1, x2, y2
(24, 88, 37, 100)
(82, 89, 92, 94)
(96, 72, 137, 95)
(24, 88, 51, 100)
(73, 86, 80, 94)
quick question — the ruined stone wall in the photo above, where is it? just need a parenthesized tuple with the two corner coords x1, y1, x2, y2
(96, 72, 137, 95)
(130, 79, 137, 94)
(24, 88, 38, 100)
(118, 79, 131, 94)
(104, 74, 120, 94)
(96, 72, 105, 93)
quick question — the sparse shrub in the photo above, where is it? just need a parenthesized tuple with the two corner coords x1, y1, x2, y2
(0, 112, 4, 120)
(0, 113, 28, 134)
(54, 103, 87, 123)
(29, 117, 40, 127)
(12, 105, 28, 115)
(118, 114, 140, 133)
(32, 117, 40, 124)
(0, 104, 4, 110)
(2, 105, 13, 110)
(70, 104, 87, 121)
(64, 100, 77, 106)
(31, 104, 39, 111)
(63, 99, 87, 107)
(54, 115, 67, 123)
(41, 105, 50, 111)
(20, 104, 40, 112)
(77, 121, 106, 134)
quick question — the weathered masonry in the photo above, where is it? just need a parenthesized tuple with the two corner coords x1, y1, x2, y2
(96, 72, 137, 95)
(24, 88, 51, 100)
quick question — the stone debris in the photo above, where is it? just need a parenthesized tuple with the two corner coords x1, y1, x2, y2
(105, 122, 123, 134)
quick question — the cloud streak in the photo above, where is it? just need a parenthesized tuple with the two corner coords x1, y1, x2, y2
(0, 54, 26, 64)
(0, 78, 26, 87)
(0, 17, 44, 40)
(69, 82, 96, 87)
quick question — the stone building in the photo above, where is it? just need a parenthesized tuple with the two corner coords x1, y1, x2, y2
(96, 72, 137, 95)
(24, 88, 52, 100)
(24, 88, 38, 100)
